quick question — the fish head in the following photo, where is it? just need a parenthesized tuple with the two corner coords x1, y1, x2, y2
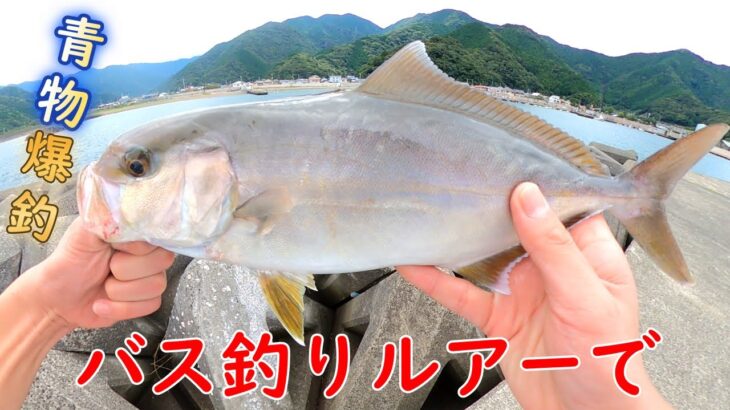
(77, 119, 239, 248)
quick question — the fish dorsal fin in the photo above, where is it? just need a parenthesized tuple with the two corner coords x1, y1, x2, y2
(357, 41, 606, 176)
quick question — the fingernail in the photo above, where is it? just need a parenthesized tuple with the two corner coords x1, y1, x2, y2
(519, 183, 549, 219)
(93, 301, 111, 317)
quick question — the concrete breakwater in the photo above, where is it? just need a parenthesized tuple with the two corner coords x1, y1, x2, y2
(0, 145, 727, 409)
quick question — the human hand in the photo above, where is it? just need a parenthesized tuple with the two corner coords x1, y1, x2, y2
(398, 182, 670, 409)
(17, 217, 175, 331)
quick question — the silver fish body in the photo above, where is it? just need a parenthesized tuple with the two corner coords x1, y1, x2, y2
(167, 91, 627, 273)
(77, 41, 729, 343)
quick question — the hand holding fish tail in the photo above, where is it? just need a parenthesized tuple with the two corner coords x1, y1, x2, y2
(398, 182, 672, 409)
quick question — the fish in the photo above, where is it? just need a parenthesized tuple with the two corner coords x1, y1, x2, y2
(77, 41, 730, 344)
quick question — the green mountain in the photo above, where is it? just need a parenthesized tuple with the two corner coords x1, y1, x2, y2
(2, 9, 729, 134)
(0, 57, 197, 134)
(270, 10, 730, 127)
(0, 86, 35, 133)
(75, 57, 196, 105)
(14, 57, 195, 106)
(384, 9, 483, 34)
(544, 41, 730, 125)
(165, 14, 383, 88)
(272, 10, 477, 79)
(276, 18, 600, 105)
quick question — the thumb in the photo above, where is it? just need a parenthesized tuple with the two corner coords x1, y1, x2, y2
(54, 217, 110, 257)
(510, 182, 609, 308)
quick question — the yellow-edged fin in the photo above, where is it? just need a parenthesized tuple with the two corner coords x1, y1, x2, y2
(456, 245, 526, 294)
(357, 41, 607, 176)
(234, 188, 294, 235)
(257, 272, 316, 345)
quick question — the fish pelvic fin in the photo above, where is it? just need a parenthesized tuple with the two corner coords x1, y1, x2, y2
(612, 123, 730, 283)
(456, 245, 528, 295)
(257, 272, 316, 345)
(357, 41, 607, 176)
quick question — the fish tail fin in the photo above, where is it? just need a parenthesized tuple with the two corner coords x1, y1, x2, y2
(612, 123, 729, 282)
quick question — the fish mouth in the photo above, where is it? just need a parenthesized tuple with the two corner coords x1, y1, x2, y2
(77, 163, 120, 241)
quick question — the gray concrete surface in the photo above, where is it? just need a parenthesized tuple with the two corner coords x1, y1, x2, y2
(628, 174, 730, 409)
(0, 231, 21, 293)
(467, 381, 521, 410)
(310, 269, 391, 307)
(589, 142, 638, 164)
(165, 260, 335, 409)
(589, 145, 625, 175)
(23, 350, 148, 409)
(321, 273, 499, 410)
(18, 214, 75, 273)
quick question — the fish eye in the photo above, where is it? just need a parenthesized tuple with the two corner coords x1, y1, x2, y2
(123, 147, 151, 177)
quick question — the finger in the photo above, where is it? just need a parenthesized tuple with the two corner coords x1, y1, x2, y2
(568, 214, 632, 285)
(510, 183, 610, 306)
(104, 271, 167, 302)
(110, 247, 175, 281)
(92, 297, 162, 321)
(398, 265, 494, 331)
(112, 241, 158, 256)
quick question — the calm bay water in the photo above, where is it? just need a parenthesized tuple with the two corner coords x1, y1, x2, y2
(512, 102, 729, 181)
(0, 91, 728, 192)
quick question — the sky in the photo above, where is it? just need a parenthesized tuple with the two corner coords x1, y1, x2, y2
(1, 0, 728, 85)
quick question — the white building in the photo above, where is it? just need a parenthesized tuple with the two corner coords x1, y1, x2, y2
(548, 95, 561, 104)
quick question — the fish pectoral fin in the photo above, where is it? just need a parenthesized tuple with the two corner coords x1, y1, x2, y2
(257, 272, 316, 345)
(455, 245, 528, 295)
(234, 188, 294, 235)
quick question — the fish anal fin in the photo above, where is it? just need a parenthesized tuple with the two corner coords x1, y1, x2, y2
(455, 211, 594, 294)
(456, 245, 527, 295)
(257, 272, 315, 345)
(357, 41, 606, 176)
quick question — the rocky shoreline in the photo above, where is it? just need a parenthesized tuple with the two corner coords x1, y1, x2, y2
(0, 145, 727, 409)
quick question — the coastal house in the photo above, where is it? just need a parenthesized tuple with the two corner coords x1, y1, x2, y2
(328, 75, 342, 83)
(308, 75, 321, 83)
(548, 95, 561, 104)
